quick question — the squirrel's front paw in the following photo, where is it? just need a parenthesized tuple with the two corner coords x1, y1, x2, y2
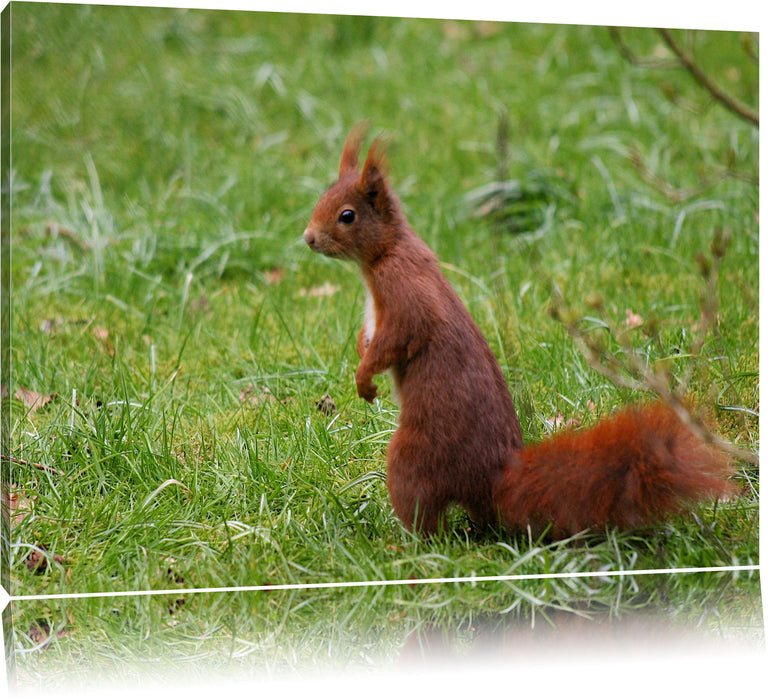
(356, 374, 378, 403)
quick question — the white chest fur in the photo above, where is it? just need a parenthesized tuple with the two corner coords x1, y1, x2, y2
(361, 277, 399, 402)
(362, 279, 376, 348)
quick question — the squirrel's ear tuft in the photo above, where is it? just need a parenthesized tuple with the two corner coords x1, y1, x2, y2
(339, 121, 370, 177)
(360, 136, 391, 208)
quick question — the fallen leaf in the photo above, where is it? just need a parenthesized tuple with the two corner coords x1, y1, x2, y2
(264, 268, 285, 285)
(475, 21, 502, 38)
(297, 282, 340, 298)
(14, 386, 57, 414)
(9, 489, 35, 527)
(239, 383, 262, 405)
(547, 413, 565, 430)
(190, 293, 212, 317)
(27, 621, 50, 645)
(548, 413, 580, 431)
(625, 309, 644, 329)
(39, 317, 65, 333)
(92, 326, 115, 356)
(240, 384, 294, 406)
(442, 20, 466, 40)
(25, 546, 65, 574)
(27, 619, 68, 648)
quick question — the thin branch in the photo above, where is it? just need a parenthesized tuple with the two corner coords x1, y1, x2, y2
(739, 32, 759, 64)
(2, 455, 67, 478)
(550, 230, 759, 468)
(628, 146, 757, 203)
(608, 27, 683, 69)
(657, 28, 759, 127)
(559, 315, 759, 467)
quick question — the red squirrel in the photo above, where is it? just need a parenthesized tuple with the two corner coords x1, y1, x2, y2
(302, 123, 735, 537)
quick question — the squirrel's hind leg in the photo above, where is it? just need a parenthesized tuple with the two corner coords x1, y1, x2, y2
(386, 431, 450, 535)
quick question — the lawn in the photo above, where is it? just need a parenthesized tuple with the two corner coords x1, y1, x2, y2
(3, 3, 760, 691)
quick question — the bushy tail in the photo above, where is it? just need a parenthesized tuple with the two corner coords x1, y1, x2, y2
(494, 402, 736, 538)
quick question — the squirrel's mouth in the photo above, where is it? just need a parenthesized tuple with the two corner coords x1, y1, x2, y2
(302, 227, 318, 247)
(303, 228, 328, 256)
(303, 228, 349, 260)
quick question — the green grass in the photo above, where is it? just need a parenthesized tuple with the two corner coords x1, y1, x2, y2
(6, 4, 759, 689)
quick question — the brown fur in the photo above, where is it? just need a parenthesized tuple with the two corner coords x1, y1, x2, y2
(495, 403, 734, 538)
(303, 124, 734, 536)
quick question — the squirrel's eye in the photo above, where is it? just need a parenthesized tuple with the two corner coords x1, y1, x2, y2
(338, 209, 356, 224)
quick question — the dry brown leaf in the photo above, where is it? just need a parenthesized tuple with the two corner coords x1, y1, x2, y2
(442, 21, 466, 40)
(10, 489, 35, 527)
(27, 621, 50, 646)
(475, 21, 502, 38)
(92, 326, 115, 356)
(27, 619, 68, 648)
(625, 309, 644, 329)
(264, 268, 285, 285)
(239, 383, 261, 405)
(14, 386, 57, 414)
(190, 293, 212, 317)
(26, 546, 65, 573)
(39, 317, 64, 333)
(548, 413, 580, 431)
(240, 383, 294, 405)
(297, 282, 340, 298)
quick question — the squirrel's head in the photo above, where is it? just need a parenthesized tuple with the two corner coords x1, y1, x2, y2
(303, 122, 401, 264)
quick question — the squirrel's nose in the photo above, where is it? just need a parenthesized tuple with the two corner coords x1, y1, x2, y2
(303, 227, 316, 247)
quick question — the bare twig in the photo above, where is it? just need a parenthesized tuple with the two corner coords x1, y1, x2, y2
(608, 27, 681, 69)
(628, 146, 757, 203)
(550, 230, 759, 468)
(657, 28, 759, 127)
(558, 314, 758, 467)
(609, 27, 759, 127)
(2, 454, 67, 477)
(613, 28, 759, 204)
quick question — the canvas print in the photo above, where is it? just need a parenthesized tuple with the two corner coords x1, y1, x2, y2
(0, 1, 761, 694)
